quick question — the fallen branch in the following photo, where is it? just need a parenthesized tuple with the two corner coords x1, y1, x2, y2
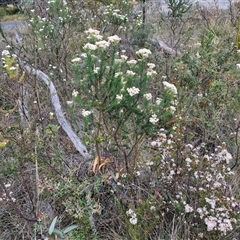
(148, 37, 181, 56)
(22, 62, 91, 160)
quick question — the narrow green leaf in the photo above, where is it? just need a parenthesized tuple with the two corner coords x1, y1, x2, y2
(63, 224, 78, 234)
(53, 229, 64, 238)
(49, 216, 58, 235)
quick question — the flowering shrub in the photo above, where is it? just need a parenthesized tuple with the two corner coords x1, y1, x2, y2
(2, 1, 240, 240)
(70, 28, 178, 174)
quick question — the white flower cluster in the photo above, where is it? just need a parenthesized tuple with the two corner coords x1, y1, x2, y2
(82, 109, 92, 117)
(85, 28, 103, 40)
(0, 183, 16, 202)
(143, 93, 152, 100)
(162, 81, 178, 95)
(126, 208, 137, 225)
(2, 48, 18, 71)
(136, 48, 152, 58)
(149, 114, 159, 124)
(127, 87, 140, 96)
(72, 89, 79, 97)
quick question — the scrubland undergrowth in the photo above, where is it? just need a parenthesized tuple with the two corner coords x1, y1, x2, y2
(1, 0, 240, 239)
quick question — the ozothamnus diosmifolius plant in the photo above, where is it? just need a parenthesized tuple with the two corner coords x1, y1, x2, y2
(70, 28, 178, 172)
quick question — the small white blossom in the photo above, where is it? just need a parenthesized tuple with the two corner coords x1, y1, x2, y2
(236, 63, 240, 69)
(115, 72, 122, 78)
(130, 217, 137, 225)
(126, 70, 136, 76)
(147, 69, 157, 76)
(108, 35, 121, 43)
(96, 40, 110, 49)
(143, 93, 152, 100)
(121, 55, 128, 60)
(82, 109, 92, 117)
(83, 43, 97, 51)
(150, 206, 156, 211)
(127, 59, 137, 65)
(163, 81, 178, 95)
(72, 89, 79, 97)
(136, 48, 152, 58)
(71, 57, 81, 63)
(156, 97, 162, 105)
(116, 94, 123, 100)
(2, 50, 10, 56)
(185, 204, 194, 213)
(205, 197, 217, 209)
(126, 209, 134, 216)
(67, 101, 73, 105)
(147, 63, 156, 69)
(127, 87, 140, 96)
(85, 28, 100, 36)
(93, 67, 100, 73)
(149, 114, 159, 124)
(205, 216, 218, 231)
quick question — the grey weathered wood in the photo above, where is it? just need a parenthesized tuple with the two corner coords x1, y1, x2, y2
(22, 63, 91, 160)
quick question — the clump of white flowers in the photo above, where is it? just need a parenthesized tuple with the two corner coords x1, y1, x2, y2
(136, 48, 152, 58)
(149, 114, 159, 124)
(82, 109, 91, 117)
(126, 209, 138, 225)
(127, 87, 140, 96)
(163, 81, 178, 95)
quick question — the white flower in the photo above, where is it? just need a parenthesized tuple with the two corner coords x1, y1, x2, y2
(72, 89, 79, 97)
(85, 28, 100, 35)
(96, 40, 110, 49)
(71, 57, 81, 63)
(147, 63, 156, 69)
(163, 81, 178, 95)
(85, 28, 103, 40)
(115, 72, 122, 78)
(83, 43, 97, 51)
(150, 206, 156, 211)
(81, 53, 87, 58)
(121, 55, 128, 60)
(136, 48, 152, 58)
(126, 209, 134, 216)
(185, 204, 193, 213)
(147, 69, 157, 76)
(169, 106, 176, 114)
(143, 93, 152, 100)
(149, 114, 159, 124)
(2, 50, 10, 56)
(9, 66, 16, 70)
(82, 109, 91, 117)
(218, 219, 233, 234)
(66, 101, 73, 105)
(93, 67, 100, 73)
(4, 183, 11, 188)
(126, 70, 136, 76)
(108, 35, 121, 43)
(135, 171, 140, 176)
(156, 97, 162, 105)
(127, 87, 140, 96)
(205, 197, 216, 209)
(236, 63, 240, 69)
(116, 94, 123, 100)
(205, 216, 218, 231)
(217, 149, 232, 164)
(127, 59, 137, 65)
(130, 217, 137, 225)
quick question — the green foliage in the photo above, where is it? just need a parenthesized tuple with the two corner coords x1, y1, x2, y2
(165, 0, 192, 18)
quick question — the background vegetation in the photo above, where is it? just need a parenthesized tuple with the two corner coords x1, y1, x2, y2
(1, 0, 240, 239)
